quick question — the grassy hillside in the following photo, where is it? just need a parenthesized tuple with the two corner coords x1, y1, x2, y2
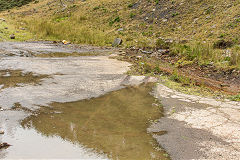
(0, 0, 33, 11)
(1, 0, 240, 68)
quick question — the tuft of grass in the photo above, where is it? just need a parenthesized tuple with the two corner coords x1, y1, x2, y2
(171, 43, 218, 63)
(172, 12, 179, 17)
(109, 16, 120, 26)
(170, 42, 240, 69)
(230, 45, 240, 66)
(170, 70, 191, 86)
(230, 94, 240, 101)
(130, 12, 136, 19)
(128, 3, 134, 8)
(24, 19, 113, 46)
(156, 38, 171, 49)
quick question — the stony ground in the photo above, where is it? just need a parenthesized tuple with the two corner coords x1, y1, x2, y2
(151, 84, 240, 160)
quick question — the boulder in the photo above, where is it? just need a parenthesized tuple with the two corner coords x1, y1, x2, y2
(0, 18, 6, 22)
(112, 38, 122, 47)
(10, 34, 15, 39)
(0, 143, 10, 149)
(117, 28, 124, 32)
(62, 40, 69, 45)
(139, 49, 152, 54)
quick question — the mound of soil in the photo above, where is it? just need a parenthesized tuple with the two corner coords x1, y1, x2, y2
(122, 48, 240, 95)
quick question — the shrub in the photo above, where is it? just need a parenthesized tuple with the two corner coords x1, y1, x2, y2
(213, 39, 233, 49)
(109, 16, 120, 26)
(230, 94, 240, 101)
(0, 0, 33, 11)
(156, 38, 170, 49)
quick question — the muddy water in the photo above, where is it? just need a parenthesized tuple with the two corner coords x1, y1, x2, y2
(0, 70, 48, 89)
(14, 84, 168, 160)
(0, 42, 167, 159)
(33, 52, 108, 57)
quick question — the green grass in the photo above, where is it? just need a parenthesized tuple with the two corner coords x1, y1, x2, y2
(0, 0, 33, 11)
(0, 20, 33, 41)
(170, 70, 191, 86)
(23, 19, 113, 46)
(170, 42, 240, 69)
(230, 94, 240, 101)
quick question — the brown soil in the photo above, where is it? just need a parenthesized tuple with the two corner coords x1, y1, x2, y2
(121, 48, 240, 95)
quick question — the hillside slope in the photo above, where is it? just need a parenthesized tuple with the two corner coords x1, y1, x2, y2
(0, 0, 33, 11)
(2, 0, 240, 45)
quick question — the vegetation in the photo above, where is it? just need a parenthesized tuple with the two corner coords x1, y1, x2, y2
(0, 20, 33, 41)
(230, 94, 240, 101)
(0, 0, 33, 11)
(122, 55, 226, 99)
(1, 0, 238, 68)
(25, 18, 112, 45)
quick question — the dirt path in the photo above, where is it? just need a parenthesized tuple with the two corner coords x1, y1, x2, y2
(151, 84, 240, 160)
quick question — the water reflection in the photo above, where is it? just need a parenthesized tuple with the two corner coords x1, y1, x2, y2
(21, 84, 168, 159)
(0, 70, 48, 89)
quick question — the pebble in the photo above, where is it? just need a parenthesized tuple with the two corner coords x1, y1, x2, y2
(0, 18, 6, 21)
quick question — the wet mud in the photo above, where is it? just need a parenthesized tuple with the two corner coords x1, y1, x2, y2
(0, 70, 48, 89)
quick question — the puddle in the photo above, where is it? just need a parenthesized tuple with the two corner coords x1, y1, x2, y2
(33, 52, 109, 57)
(11, 84, 168, 159)
(0, 126, 108, 159)
(0, 70, 48, 89)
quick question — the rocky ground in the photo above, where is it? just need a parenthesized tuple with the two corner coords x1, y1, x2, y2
(120, 48, 240, 95)
(151, 84, 240, 160)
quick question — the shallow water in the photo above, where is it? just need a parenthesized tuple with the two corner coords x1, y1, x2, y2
(1, 126, 110, 159)
(0, 70, 47, 89)
(12, 84, 168, 159)
(33, 52, 108, 57)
